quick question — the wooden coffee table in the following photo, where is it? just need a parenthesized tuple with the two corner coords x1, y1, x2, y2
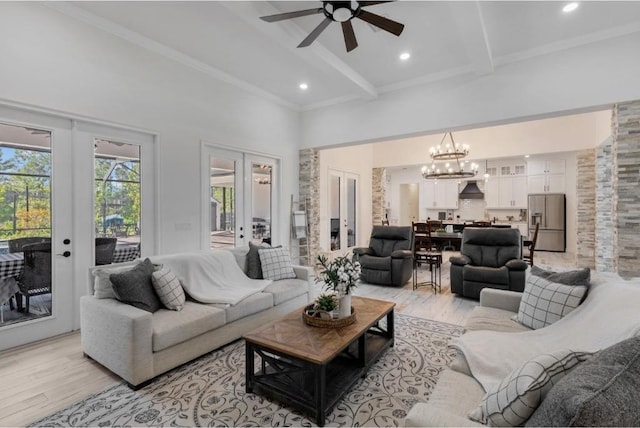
(243, 296, 395, 426)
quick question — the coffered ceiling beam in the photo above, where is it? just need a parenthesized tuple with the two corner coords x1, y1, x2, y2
(449, 1, 494, 75)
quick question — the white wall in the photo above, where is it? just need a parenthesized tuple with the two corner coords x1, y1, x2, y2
(300, 31, 639, 149)
(0, 3, 300, 253)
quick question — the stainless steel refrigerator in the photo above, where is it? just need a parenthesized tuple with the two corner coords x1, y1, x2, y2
(528, 193, 566, 252)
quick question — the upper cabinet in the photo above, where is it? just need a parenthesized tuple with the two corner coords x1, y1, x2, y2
(527, 159, 565, 193)
(423, 180, 459, 209)
(485, 158, 528, 208)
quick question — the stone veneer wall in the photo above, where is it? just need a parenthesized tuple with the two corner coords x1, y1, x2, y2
(595, 138, 615, 272)
(372, 168, 386, 226)
(576, 150, 596, 269)
(298, 148, 321, 267)
(613, 101, 640, 277)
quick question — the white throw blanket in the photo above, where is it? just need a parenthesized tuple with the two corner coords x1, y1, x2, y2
(451, 272, 640, 392)
(150, 251, 272, 305)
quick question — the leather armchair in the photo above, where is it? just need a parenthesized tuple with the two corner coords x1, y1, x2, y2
(353, 225, 414, 286)
(450, 227, 528, 299)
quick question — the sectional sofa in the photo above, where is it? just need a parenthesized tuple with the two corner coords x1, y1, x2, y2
(406, 271, 640, 426)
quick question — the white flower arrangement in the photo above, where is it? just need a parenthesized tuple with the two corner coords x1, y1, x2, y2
(316, 253, 361, 295)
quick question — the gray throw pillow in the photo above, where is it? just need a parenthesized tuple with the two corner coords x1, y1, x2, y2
(531, 266, 590, 286)
(110, 258, 162, 313)
(247, 242, 282, 279)
(526, 336, 640, 427)
(247, 242, 269, 279)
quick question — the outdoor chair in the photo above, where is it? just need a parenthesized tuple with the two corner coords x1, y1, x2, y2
(353, 225, 414, 286)
(17, 242, 52, 314)
(95, 237, 117, 265)
(449, 227, 528, 299)
(8, 236, 51, 253)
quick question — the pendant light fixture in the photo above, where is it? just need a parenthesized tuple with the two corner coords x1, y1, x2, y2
(422, 132, 478, 179)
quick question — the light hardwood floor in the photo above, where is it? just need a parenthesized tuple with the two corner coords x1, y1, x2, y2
(0, 251, 575, 426)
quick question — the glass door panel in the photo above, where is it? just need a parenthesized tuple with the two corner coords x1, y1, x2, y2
(0, 117, 74, 349)
(329, 172, 341, 251)
(94, 139, 141, 264)
(347, 175, 357, 248)
(209, 154, 242, 249)
(251, 163, 272, 245)
(328, 170, 359, 253)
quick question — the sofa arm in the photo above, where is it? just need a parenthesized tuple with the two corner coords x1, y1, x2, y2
(479, 288, 523, 312)
(449, 254, 471, 266)
(405, 403, 483, 427)
(353, 247, 373, 257)
(391, 249, 413, 259)
(506, 259, 528, 271)
(292, 265, 314, 283)
(80, 295, 154, 386)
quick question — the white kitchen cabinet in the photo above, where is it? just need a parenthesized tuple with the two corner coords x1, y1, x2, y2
(487, 176, 527, 208)
(485, 178, 500, 208)
(423, 180, 459, 209)
(527, 159, 565, 193)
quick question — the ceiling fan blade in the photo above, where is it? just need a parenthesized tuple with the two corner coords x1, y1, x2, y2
(341, 21, 358, 52)
(260, 8, 322, 23)
(359, 1, 394, 6)
(298, 17, 332, 48)
(357, 9, 404, 36)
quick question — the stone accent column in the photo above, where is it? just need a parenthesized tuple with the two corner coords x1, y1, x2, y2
(298, 149, 320, 266)
(613, 101, 640, 277)
(576, 150, 596, 269)
(372, 168, 387, 226)
(595, 138, 615, 272)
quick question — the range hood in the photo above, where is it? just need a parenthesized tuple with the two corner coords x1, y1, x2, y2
(459, 180, 484, 199)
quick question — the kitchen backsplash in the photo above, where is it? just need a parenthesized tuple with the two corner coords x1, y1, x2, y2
(426, 199, 526, 222)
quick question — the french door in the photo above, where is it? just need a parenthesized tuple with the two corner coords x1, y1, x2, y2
(201, 144, 279, 249)
(328, 169, 359, 253)
(0, 107, 74, 350)
(0, 104, 156, 351)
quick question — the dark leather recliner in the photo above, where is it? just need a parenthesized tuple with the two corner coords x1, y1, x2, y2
(450, 227, 528, 299)
(353, 225, 414, 286)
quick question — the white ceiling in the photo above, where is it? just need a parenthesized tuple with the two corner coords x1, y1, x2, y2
(50, 1, 640, 111)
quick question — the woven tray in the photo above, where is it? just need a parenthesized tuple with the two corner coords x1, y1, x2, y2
(302, 304, 356, 328)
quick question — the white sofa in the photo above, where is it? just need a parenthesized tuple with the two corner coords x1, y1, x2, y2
(405, 272, 640, 427)
(80, 246, 313, 388)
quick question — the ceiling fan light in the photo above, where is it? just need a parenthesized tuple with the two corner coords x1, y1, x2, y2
(333, 7, 353, 22)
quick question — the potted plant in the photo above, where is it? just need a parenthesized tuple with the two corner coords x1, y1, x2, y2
(307, 293, 338, 320)
(316, 254, 361, 318)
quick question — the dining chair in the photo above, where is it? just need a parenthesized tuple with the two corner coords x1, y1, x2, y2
(17, 242, 52, 314)
(95, 237, 118, 265)
(472, 221, 492, 227)
(523, 223, 540, 266)
(412, 222, 432, 252)
(381, 219, 390, 226)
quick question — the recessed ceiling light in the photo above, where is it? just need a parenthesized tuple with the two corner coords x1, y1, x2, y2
(399, 52, 411, 61)
(299, 83, 308, 90)
(563, 2, 579, 13)
(524, 154, 530, 158)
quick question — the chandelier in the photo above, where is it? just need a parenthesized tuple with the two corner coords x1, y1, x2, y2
(429, 132, 469, 160)
(422, 132, 478, 179)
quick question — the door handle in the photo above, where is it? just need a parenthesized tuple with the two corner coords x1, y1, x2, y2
(57, 251, 71, 257)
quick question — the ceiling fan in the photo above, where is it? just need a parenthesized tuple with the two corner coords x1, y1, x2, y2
(260, 1, 404, 52)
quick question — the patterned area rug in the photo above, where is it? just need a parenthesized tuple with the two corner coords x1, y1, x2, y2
(33, 314, 464, 427)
